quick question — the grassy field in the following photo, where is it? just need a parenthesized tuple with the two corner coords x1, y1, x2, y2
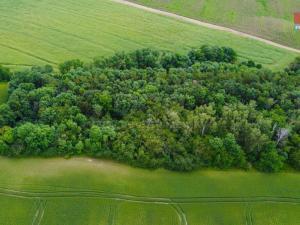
(0, 82, 8, 103)
(130, 0, 300, 49)
(0, 157, 299, 225)
(0, 0, 298, 70)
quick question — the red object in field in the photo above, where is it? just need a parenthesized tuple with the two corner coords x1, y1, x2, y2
(294, 12, 300, 24)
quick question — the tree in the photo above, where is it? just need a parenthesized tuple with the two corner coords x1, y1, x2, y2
(208, 137, 233, 169)
(85, 125, 116, 155)
(207, 134, 247, 169)
(223, 134, 247, 169)
(13, 123, 55, 156)
(258, 143, 284, 172)
(187, 104, 216, 136)
(161, 52, 191, 70)
(188, 45, 237, 64)
(0, 65, 11, 81)
(131, 48, 161, 69)
(287, 57, 300, 74)
(59, 59, 84, 74)
(0, 104, 15, 127)
(291, 149, 300, 170)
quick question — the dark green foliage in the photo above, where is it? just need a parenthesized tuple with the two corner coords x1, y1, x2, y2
(12, 123, 55, 156)
(258, 143, 285, 172)
(94, 45, 237, 70)
(289, 134, 300, 169)
(0, 46, 299, 172)
(59, 59, 84, 74)
(291, 149, 300, 170)
(287, 57, 300, 74)
(240, 60, 262, 69)
(0, 65, 11, 81)
(188, 45, 237, 64)
(206, 134, 247, 169)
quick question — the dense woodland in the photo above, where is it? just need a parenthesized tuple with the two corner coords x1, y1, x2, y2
(0, 46, 299, 172)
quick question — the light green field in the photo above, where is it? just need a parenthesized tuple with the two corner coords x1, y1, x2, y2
(0, 82, 8, 103)
(0, 157, 299, 225)
(0, 0, 298, 70)
(130, 0, 300, 49)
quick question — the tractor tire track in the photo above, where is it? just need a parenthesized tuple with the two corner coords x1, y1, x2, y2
(245, 203, 254, 225)
(31, 199, 47, 225)
(1, 13, 144, 52)
(171, 203, 188, 225)
(45, 3, 183, 49)
(107, 203, 118, 225)
(0, 43, 57, 65)
(0, 25, 93, 60)
(0, 15, 116, 54)
(0, 187, 299, 205)
(0, 63, 34, 67)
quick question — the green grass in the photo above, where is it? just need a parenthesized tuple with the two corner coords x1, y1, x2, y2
(130, 0, 300, 49)
(0, 82, 8, 103)
(0, 0, 298, 70)
(0, 157, 299, 225)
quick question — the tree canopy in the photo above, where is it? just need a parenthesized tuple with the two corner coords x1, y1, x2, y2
(0, 46, 299, 172)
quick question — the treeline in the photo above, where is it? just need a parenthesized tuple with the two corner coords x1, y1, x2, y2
(0, 46, 299, 172)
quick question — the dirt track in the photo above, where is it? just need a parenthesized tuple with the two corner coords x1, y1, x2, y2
(112, 0, 300, 54)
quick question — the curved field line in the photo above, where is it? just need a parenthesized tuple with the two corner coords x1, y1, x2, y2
(245, 203, 254, 225)
(0, 63, 34, 67)
(0, 15, 116, 54)
(0, 43, 57, 65)
(0, 187, 299, 205)
(37, 201, 46, 225)
(45, 3, 182, 48)
(171, 203, 188, 225)
(1, 12, 144, 52)
(0, 24, 94, 60)
(31, 200, 41, 225)
(107, 203, 118, 225)
(31, 199, 47, 225)
(112, 0, 300, 54)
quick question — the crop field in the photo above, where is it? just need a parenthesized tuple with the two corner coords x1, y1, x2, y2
(0, 82, 8, 103)
(0, 157, 299, 225)
(129, 0, 300, 49)
(0, 0, 298, 70)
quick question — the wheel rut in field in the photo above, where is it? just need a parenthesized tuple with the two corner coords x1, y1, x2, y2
(107, 203, 118, 225)
(245, 203, 254, 225)
(0, 187, 299, 205)
(0, 63, 34, 67)
(0, 43, 57, 65)
(31, 199, 47, 225)
(171, 203, 188, 225)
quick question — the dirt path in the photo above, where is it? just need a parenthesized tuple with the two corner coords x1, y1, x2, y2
(112, 0, 300, 54)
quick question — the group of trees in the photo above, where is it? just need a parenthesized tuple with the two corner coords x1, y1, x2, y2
(93, 45, 238, 71)
(0, 45, 299, 172)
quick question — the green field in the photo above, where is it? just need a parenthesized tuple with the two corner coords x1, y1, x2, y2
(0, 157, 300, 225)
(0, 82, 8, 103)
(130, 0, 300, 49)
(0, 0, 298, 70)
